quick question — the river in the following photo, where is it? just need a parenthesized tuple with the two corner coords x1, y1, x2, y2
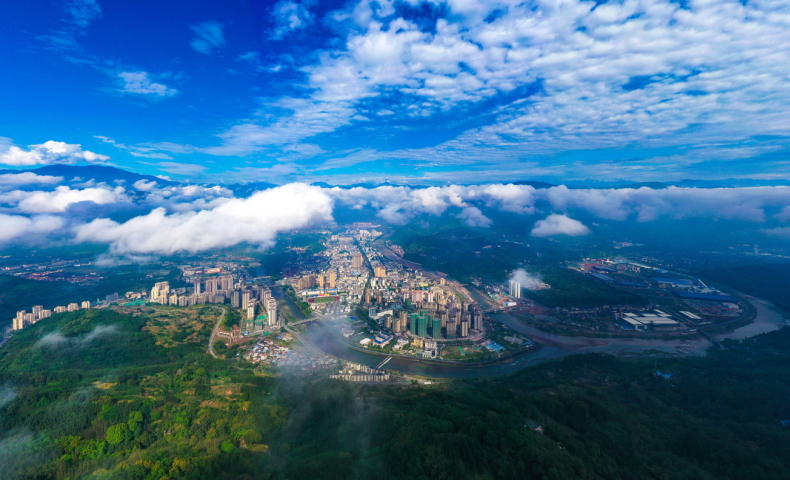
(282, 287, 787, 379)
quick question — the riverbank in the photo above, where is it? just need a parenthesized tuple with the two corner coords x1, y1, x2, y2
(275, 270, 786, 379)
(313, 317, 542, 368)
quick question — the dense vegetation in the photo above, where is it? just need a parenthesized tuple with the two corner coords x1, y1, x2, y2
(0, 275, 97, 324)
(699, 262, 790, 313)
(1, 306, 789, 480)
(252, 233, 327, 279)
(396, 228, 535, 283)
(524, 266, 647, 308)
(0, 267, 183, 328)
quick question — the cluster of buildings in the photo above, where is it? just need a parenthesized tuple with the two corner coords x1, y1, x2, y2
(245, 335, 337, 371)
(382, 302, 485, 340)
(615, 309, 682, 331)
(150, 275, 234, 307)
(149, 277, 280, 331)
(12, 300, 92, 331)
(329, 362, 391, 382)
(284, 233, 371, 308)
(244, 335, 290, 364)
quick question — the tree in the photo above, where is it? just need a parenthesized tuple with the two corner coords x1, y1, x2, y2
(106, 423, 129, 445)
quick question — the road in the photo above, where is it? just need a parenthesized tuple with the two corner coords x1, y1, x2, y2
(207, 306, 226, 359)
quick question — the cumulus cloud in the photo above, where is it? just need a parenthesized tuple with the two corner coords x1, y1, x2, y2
(329, 184, 790, 225)
(0, 140, 109, 166)
(0, 214, 65, 245)
(0, 173, 63, 187)
(133, 181, 234, 212)
(271, 1, 315, 40)
(508, 268, 544, 291)
(2, 181, 789, 256)
(75, 183, 334, 256)
(531, 214, 590, 237)
(118, 72, 178, 98)
(6, 185, 127, 213)
(190, 21, 226, 54)
(457, 206, 491, 227)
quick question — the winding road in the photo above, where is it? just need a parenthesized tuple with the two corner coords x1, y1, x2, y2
(207, 306, 226, 359)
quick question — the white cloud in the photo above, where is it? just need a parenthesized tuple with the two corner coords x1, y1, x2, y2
(74, 183, 334, 255)
(151, 0, 790, 177)
(531, 214, 590, 237)
(133, 181, 234, 212)
(329, 183, 790, 225)
(2, 186, 128, 213)
(0, 173, 63, 187)
(2, 181, 789, 255)
(0, 140, 109, 166)
(271, 1, 315, 40)
(456, 206, 491, 227)
(118, 72, 178, 98)
(0, 214, 65, 245)
(508, 268, 544, 290)
(190, 21, 226, 54)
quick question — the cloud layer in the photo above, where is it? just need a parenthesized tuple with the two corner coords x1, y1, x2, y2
(0, 175, 789, 256)
(117, 0, 790, 182)
(74, 183, 334, 255)
(0, 141, 109, 166)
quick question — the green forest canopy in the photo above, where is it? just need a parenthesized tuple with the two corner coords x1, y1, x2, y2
(0, 305, 789, 479)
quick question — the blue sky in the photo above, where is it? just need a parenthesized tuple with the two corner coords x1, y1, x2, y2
(1, 0, 789, 185)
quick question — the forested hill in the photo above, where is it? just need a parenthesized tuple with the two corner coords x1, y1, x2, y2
(1, 308, 790, 479)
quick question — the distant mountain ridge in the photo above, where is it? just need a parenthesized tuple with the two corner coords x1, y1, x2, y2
(0, 165, 179, 187)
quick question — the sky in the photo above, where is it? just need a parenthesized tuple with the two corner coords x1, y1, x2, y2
(0, 0, 789, 185)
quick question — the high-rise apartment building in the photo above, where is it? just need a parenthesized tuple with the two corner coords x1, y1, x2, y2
(219, 275, 234, 291)
(13, 311, 25, 331)
(266, 297, 278, 326)
(150, 282, 171, 303)
(352, 254, 364, 269)
(509, 280, 522, 298)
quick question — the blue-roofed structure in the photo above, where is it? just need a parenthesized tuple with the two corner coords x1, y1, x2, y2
(590, 272, 615, 282)
(673, 291, 736, 303)
(654, 277, 694, 286)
